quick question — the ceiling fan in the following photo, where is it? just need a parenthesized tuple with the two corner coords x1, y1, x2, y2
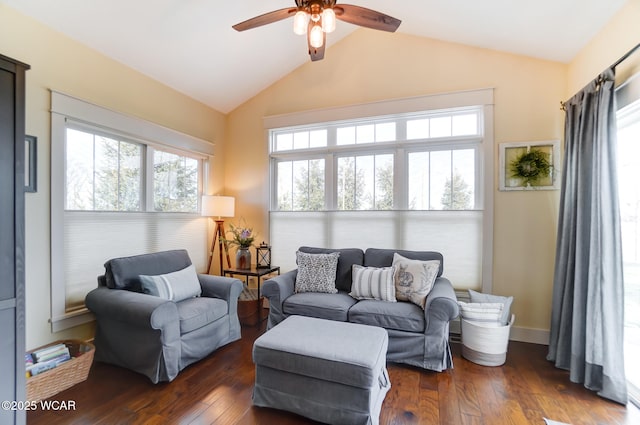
(232, 0, 401, 61)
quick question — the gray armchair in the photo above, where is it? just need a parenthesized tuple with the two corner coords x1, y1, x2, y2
(85, 249, 243, 383)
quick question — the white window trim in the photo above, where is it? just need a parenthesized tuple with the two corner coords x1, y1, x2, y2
(50, 91, 214, 332)
(265, 88, 494, 292)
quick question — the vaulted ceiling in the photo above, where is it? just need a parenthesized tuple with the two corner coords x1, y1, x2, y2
(1, 0, 627, 113)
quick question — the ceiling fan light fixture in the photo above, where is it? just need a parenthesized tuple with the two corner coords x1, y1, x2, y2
(322, 8, 336, 33)
(309, 24, 324, 48)
(293, 11, 309, 35)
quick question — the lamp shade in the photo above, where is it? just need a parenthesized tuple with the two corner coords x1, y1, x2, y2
(201, 195, 235, 218)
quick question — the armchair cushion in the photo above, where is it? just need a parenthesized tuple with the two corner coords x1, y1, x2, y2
(177, 297, 228, 334)
(139, 264, 201, 302)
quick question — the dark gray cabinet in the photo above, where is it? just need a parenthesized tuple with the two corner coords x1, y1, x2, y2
(0, 54, 29, 425)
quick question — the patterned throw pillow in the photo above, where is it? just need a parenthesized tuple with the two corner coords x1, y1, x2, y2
(295, 251, 340, 294)
(139, 264, 201, 302)
(457, 301, 504, 327)
(349, 265, 396, 302)
(391, 253, 440, 309)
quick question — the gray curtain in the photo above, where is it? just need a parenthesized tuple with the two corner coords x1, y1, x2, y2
(547, 68, 628, 405)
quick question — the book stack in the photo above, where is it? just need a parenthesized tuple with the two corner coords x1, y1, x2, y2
(26, 343, 71, 378)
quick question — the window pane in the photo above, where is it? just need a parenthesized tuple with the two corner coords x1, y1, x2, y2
(375, 154, 394, 209)
(66, 128, 94, 210)
(276, 159, 325, 211)
(408, 150, 474, 210)
(452, 114, 479, 136)
(276, 161, 293, 210)
(338, 154, 393, 210)
(94, 136, 121, 210)
(407, 119, 429, 140)
(337, 126, 356, 145)
(275, 133, 293, 151)
(356, 124, 374, 144)
(153, 150, 199, 212)
(376, 122, 396, 142)
(408, 151, 430, 209)
(444, 150, 475, 210)
(119, 142, 143, 211)
(430, 150, 451, 210)
(67, 128, 142, 211)
(309, 129, 327, 148)
(430, 116, 452, 138)
(293, 131, 309, 150)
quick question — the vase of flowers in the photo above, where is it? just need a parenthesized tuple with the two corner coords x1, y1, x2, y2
(224, 222, 256, 270)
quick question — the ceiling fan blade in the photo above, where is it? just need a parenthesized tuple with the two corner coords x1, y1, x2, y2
(334, 4, 401, 32)
(232, 7, 297, 32)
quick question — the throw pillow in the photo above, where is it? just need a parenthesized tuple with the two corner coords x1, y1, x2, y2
(391, 253, 440, 309)
(139, 264, 201, 302)
(295, 251, 340, 294)
(350, 265, 396, 302)
(468, 289, 513, 325)
(457, 301, 504, 326)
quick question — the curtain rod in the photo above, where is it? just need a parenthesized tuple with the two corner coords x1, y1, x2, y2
(560, 41, 640, 110)
(610, 41, 640, 70)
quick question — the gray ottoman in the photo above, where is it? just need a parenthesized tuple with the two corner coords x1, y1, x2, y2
(252, 315, 391, 425)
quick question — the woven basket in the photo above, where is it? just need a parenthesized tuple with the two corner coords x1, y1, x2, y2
(26, 339, 94, 402)
(461, 314, 515, 367)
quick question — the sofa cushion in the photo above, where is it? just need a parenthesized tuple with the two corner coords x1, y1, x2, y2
(299, 247, 364, 292)
(364, 248, 444, 277)
(283, 292, 357, 322)
(392, 253, 440, 309)
(295, 251, 340, 294)
(348, 300, 425, 333)
(468, 289, 513, 326)
(139, 264, 202, 302)
(177, 297, 228, 334)
(104, 249, 193, 290)
(349, 265, 396, 302)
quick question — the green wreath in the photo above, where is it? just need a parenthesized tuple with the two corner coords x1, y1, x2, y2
(510, 148, 552, 187)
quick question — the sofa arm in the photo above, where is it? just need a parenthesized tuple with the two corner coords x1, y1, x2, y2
(424, 277, 459, 328)
(262, 269, 297, 328)
(198, 274, 243, 303)
(85, 286, 178, 330)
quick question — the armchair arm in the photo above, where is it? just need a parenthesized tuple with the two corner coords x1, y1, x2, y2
(262, 269, 297, 328)
(85, 286, 179, 330)
(424, 277, 459, 329)
(198, 274, 243, 302)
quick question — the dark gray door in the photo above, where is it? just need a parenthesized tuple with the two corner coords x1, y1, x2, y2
(0, 54, 29, 425)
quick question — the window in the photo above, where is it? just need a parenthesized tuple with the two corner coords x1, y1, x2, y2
(66, 128, 143, 211)
(267, 89, 494, 290)
(51, 91, 215, 331)
(408, 148, 476, 210)
(617, 75, 640, 407)
(336, 153, 393, 210)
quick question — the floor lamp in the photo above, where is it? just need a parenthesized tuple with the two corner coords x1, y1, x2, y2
(202, 195, 235, 275)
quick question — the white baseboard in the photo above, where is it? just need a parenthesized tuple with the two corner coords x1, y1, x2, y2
(509, 326, 549, 345)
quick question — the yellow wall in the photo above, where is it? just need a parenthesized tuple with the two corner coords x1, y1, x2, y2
(567, 0, 640, 95)
(0, 5, 225, 349)
(227, 30, 567, 336)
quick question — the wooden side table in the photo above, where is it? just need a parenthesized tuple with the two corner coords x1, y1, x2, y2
(223, 266, 280, 321)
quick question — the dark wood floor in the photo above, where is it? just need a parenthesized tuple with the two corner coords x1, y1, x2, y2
(28, 319, 640, 425)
